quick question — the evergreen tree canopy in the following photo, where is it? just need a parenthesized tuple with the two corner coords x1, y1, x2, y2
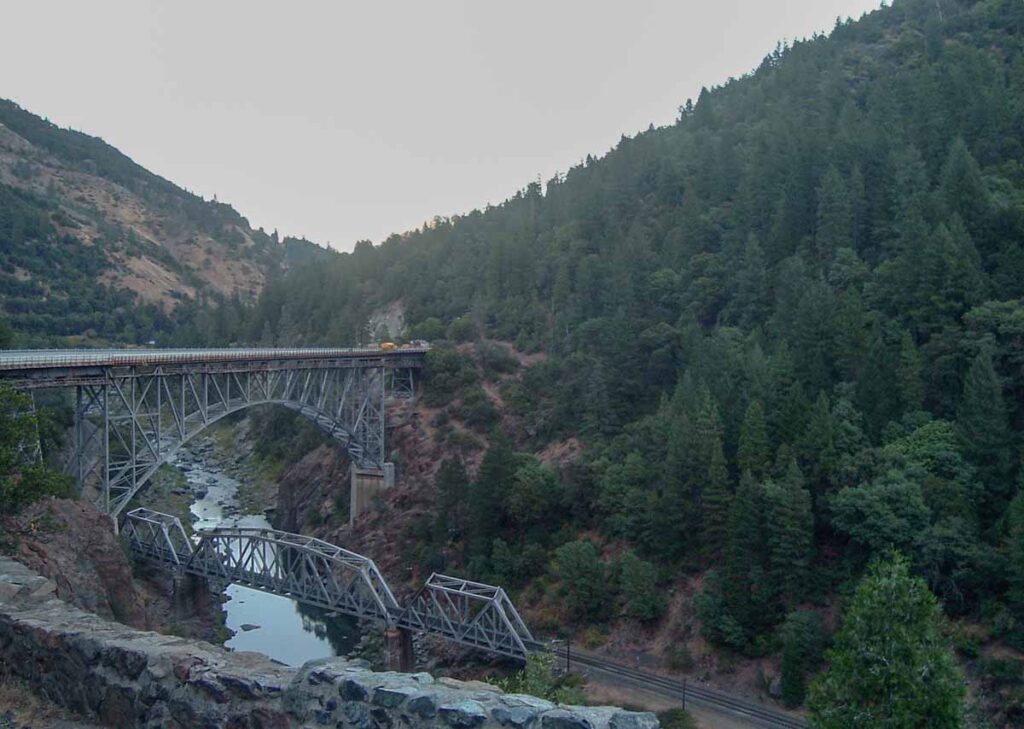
(808, 553, 965, 729)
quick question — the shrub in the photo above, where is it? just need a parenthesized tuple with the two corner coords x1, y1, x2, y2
(475, 340, 519, 378)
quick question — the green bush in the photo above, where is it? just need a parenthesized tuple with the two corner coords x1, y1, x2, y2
(496, 652, 584, 703)
(423, 347, 478, 407)
(656, 708, 698, 729)
(0, 384, 71, 514)
(552, 540, 610, 622)
(447, 316, 477, 342)
(475, 341, 519, 378)
(458, 385, 498, 428)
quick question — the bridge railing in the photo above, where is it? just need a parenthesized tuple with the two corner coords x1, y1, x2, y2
(0, 347, 429, 373)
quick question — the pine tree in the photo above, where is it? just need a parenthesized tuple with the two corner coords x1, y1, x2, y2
(922, 219, 986, 332)
(814, 166, 853, 267)
(896, 329, 924, 413)
(277, 302, 301, 345)
(939, 137, 991, 239)
(724, 472, 771, 636)
(857, 324, 901, 438)
(767, 343, 810, 445)
(832, 289, 868, 380)
(957, 345, 1013, 521)
(434, 457, 470, 545)
(732, 233, 770, 327)
(702, 436, 732, 557)
(808, 554, 965, 728)
(469, 433, 516, 554)
(259, 320, 275, 347)
(738, 400, 771, 479)
(792, 279, 837, 394)
(617, 550, 663, 622)
(765, 460, 814, 606)
(1007, 489, 1024, 618)
(798, 392, 835, 494)
(662, 384, 723, 560)
(780, 610, 824, 709)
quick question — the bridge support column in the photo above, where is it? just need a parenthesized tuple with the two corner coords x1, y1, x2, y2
(171, 573, 208, 611)
(349, 463, 395, 524)
(383, 627, 413, 672)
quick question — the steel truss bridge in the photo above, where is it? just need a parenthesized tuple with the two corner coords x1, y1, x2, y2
(0, 348, 425, 518)
(122, 508, 537, 660)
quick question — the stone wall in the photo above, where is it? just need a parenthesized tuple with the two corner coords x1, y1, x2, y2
(0, 557, 659, 729)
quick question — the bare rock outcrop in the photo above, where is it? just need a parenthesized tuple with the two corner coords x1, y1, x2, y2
(4, 498, 146, 627)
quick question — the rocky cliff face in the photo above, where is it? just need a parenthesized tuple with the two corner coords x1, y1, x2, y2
(273, 444, 352, 534)
(5, 498, 146, 627)
(2, 498, 222, 642)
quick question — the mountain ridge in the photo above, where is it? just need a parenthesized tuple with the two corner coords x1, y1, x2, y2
(0, 98, 334, 343)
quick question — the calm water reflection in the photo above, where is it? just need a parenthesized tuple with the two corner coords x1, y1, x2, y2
(172, 451, 360, 666)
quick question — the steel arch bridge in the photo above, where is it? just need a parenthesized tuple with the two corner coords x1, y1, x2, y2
(122, 508, 536, 660)
(0, 348, 424, 518)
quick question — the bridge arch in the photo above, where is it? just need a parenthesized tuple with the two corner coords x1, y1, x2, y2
(0, 348, 422, 519)
(75, 364, 405, 518)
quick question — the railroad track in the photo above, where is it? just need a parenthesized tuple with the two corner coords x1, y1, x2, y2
(563, 650, 808, 729)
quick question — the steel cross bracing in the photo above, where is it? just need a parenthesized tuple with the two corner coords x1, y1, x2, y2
(123, 509, 536, 660)
(186, 527, 402, 622)
(0, 349, 425, 518)
(121, 507, 194, 566)
(76, 365, 389, 518)
(394, 573, 536, 658)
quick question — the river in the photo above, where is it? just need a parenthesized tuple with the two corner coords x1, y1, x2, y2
(170, 448, 361, 667)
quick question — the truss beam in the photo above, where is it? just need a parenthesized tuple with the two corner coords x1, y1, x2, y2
(122, 510, 535, 660)
(66, 363, 416, 517)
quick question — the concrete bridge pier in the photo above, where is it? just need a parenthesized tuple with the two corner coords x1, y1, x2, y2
(383, 627, 414, 672)
(171, 573, 209, 611)
(350, 463, 395, 524)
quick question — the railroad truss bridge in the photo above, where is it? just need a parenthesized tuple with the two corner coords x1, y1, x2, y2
(122, 507, 537, 665)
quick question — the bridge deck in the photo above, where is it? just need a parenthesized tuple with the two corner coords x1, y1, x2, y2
(0, 347, 427, 387)
(0, 347, 427, 371)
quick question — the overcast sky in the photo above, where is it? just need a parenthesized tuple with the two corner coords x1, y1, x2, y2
(2, 1, 881, 251)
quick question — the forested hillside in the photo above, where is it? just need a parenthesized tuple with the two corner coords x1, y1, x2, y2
(0, 100, 332, 344)
(230, 0, 1024, 719)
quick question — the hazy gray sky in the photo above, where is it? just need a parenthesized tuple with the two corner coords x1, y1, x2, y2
(2, 1, 880, 251)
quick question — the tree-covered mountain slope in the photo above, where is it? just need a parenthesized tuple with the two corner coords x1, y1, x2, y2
(232, 0, 1024, 720)
(0, 99, 332, 343)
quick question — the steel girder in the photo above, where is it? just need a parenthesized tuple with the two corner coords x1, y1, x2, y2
(72, 364, 397, 517)
(395, 573, 536, 659)
(122, 508, 193, 565)
(123, 511, 400, 624)
(121, 510, 536, 660)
